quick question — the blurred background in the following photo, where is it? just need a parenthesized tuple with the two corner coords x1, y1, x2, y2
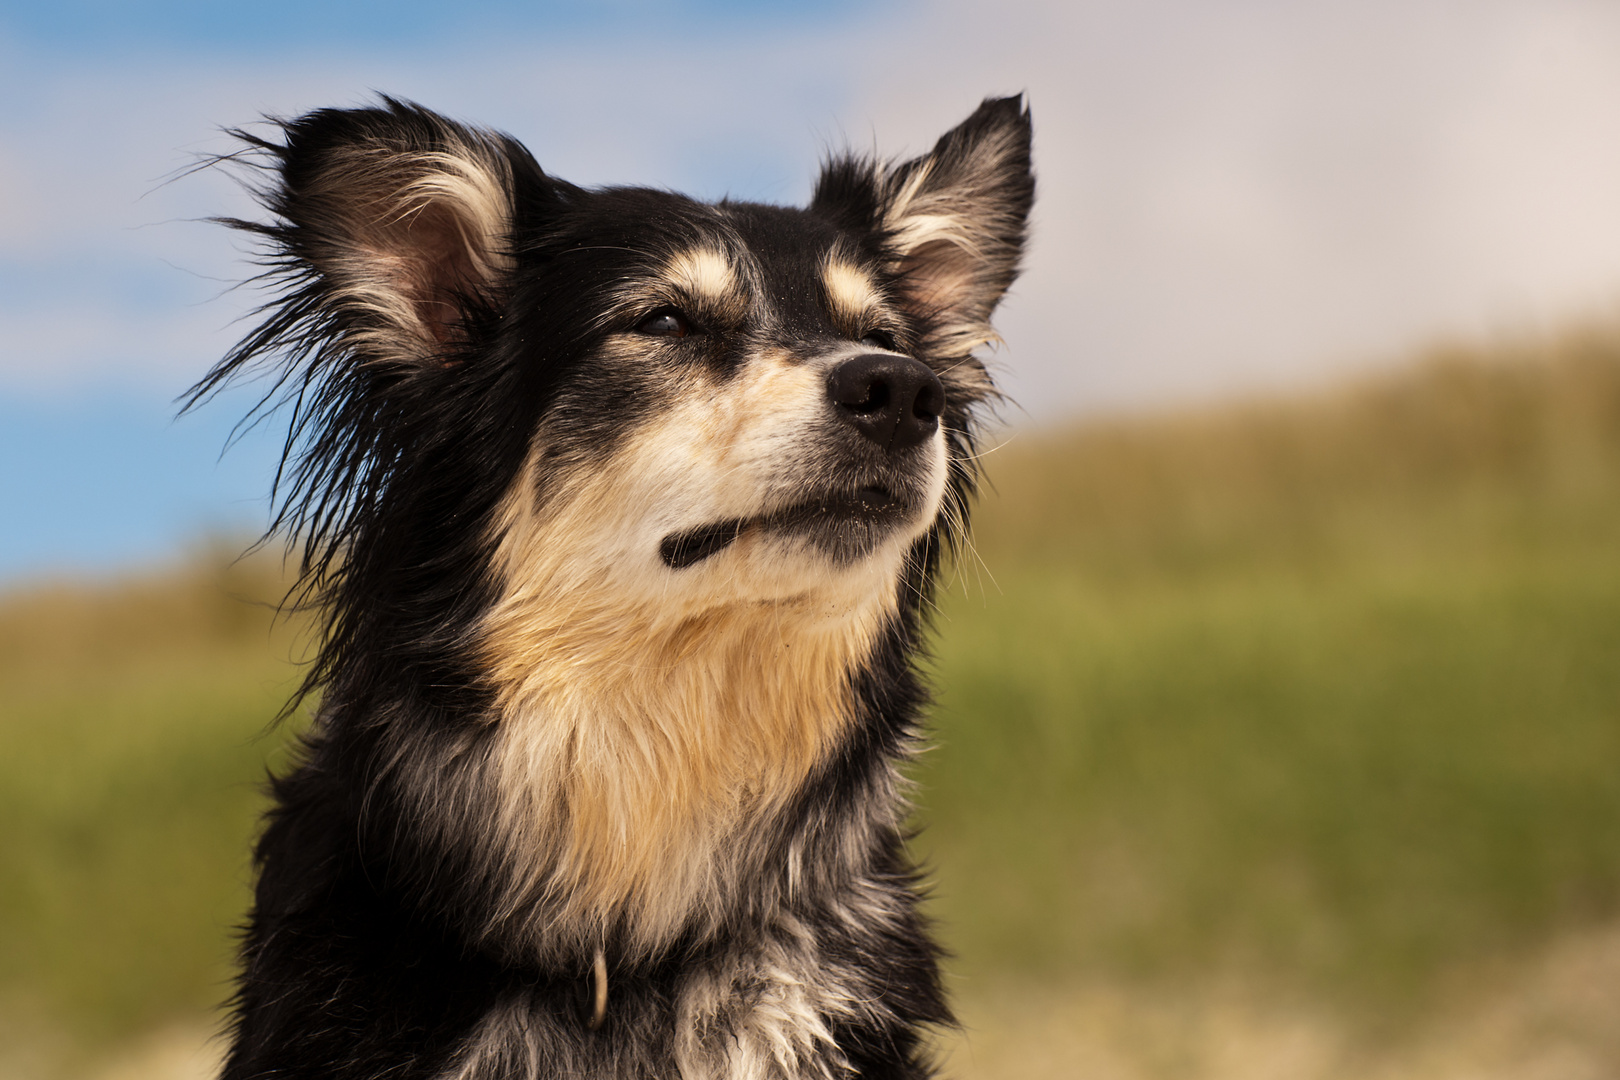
(4, 0, 1620, 1076)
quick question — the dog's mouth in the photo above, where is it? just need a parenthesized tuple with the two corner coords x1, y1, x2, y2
(660, 519, 749, 570)
(659, 486, 911, 569)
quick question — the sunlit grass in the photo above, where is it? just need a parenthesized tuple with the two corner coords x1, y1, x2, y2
(922, 557, 1620, 1006)
(918, 327, 1620, 1019)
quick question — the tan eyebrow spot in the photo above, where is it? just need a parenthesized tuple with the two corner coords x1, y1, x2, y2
(664, 248, 740, 309)
(822, 254, 882, 333)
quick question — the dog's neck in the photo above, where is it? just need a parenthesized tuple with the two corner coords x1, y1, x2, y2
(470, 465, 903, 960)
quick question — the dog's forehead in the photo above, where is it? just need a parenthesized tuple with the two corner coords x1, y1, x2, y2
(720, 203, 864, 331)
(554, 189, 885, 337)
(626, 198, 877, 324)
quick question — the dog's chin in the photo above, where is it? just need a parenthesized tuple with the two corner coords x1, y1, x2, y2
(659, 486, 922, 570)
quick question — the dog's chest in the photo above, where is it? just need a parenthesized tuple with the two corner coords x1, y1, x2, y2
(442, 931, 876, 1080)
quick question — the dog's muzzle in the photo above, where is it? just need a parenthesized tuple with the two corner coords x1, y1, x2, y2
(658, 354, 945, 570)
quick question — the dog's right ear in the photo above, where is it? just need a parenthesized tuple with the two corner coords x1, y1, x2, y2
(813, 96, 1033, 364)
(234, 99, 526, 367)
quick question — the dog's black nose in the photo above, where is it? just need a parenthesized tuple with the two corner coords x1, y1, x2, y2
(827, 354, 945, 453)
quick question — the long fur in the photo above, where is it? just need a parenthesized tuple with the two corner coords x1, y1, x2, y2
(190, 95, 1033, 1079)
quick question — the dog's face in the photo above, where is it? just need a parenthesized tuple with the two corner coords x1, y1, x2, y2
(499, 205, 955, 636)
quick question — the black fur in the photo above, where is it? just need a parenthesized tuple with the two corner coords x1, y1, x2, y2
(190, 95, 1033, 1079)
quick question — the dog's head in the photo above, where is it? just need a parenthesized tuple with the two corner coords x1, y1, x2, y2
(202, 96, 1033, 692)
(199, 97, 1033, 957)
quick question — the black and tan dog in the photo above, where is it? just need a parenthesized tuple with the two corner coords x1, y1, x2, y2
(193, 94, 1032, 1079)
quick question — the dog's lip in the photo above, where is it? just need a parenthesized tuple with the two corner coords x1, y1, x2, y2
(659, 518, 749, 570)
(659, 486, 904, 570)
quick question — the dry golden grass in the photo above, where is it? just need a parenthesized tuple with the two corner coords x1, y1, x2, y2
(941, 920, 1620, 1080)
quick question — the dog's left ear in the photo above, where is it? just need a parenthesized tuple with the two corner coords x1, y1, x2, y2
(814, 95, 1034, 358)
(225, 99, 535, 372)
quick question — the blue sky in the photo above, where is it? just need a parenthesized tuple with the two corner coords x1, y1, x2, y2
(6, 0, 1620, 581)
(2, 0, 870, 48)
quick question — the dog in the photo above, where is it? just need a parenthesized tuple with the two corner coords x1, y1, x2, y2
(191, 93, 1032, 1079)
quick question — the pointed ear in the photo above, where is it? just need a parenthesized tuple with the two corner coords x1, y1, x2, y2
(248, 99, 524, 367)
(815, 96, 1033, 358)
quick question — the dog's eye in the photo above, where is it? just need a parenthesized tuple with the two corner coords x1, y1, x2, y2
(859, 329, 897, 351)
(637, 309, 697, 339)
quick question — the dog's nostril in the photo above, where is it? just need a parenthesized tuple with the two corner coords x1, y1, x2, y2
(913, 379, 944, 422)
(827, 353, 945, 453)
(845, 382, 891, 416)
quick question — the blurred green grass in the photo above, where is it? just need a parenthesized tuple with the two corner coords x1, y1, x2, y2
(3, 327, 1620, 1059)
(0, 553, 304, 1053)
(919, 328, 1620, 1016)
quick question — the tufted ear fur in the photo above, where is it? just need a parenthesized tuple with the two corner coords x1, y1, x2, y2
(814, 95, 1034, 359)
(233, 98, 523, 367)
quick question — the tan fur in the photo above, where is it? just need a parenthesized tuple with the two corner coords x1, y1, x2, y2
(664, 248, 742, 311)
(473, 339, 946, 958)
(820, 251, 885, 339)
(877, 122, 1027, 364)
(310, 139, 515, 360)
(601, 245, 756, 332)
(623, 246, 750, 331)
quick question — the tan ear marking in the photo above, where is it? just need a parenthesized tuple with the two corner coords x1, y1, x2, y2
(855, 98, 1032, 362)
(306, 137, 515, 362)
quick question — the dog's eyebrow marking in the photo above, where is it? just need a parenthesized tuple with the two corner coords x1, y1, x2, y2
(663, 247, 742, 310)
(821, 253, 883, 335)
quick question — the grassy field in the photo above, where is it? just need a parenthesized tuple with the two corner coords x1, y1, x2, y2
(4, 328, 1620, 1075)
(0, 552, 304, 1071)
